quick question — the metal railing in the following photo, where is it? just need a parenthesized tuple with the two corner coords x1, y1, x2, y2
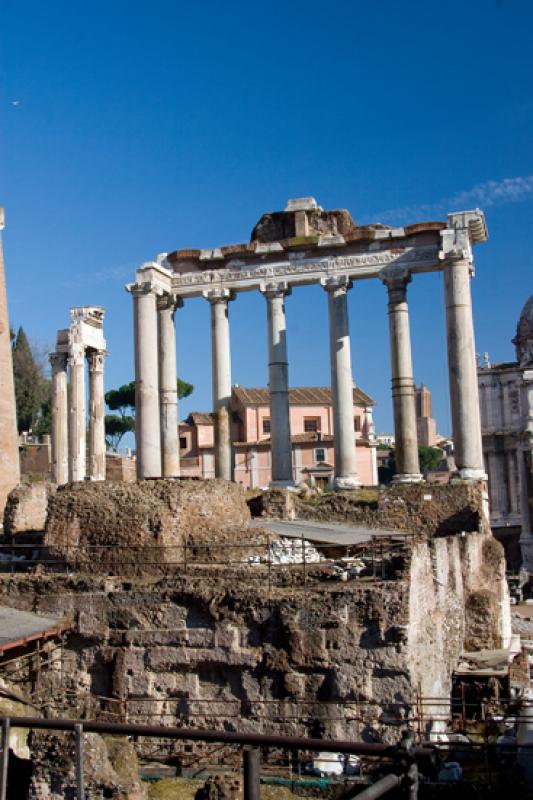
(0, 715, 425, 800)
(0, 533, 417, 586)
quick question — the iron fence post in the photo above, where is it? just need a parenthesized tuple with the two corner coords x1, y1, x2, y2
(75, 722, 84, 800)
(0, 718, 10, 800)
(243, 746, 260, 800)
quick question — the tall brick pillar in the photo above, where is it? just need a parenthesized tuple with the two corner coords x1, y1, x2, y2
(0, 209, 20, 512)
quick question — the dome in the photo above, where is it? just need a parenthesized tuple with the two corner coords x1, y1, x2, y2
(513, 294, 533, 367)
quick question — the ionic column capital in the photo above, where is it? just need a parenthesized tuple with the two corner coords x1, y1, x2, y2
(260, 281, 291, 300)
(380, 266, 412, 291)
(320, 275, 352, 294)
(87, 350, 106, 373)
(157, 293, 183, 313)
(203, 288, 235, 305)
(126, 280, 166, 299)
(441, 257, 475, 278)
(49, 352, 68, 372)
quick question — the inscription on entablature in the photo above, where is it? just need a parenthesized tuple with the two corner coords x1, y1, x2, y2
(171, 246, 438, 290)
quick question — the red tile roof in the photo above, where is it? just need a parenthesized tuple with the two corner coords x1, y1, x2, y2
(232, 385, 374, 407)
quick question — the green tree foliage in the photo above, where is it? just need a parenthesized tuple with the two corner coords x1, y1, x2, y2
(104, 414, 135, 452)
(418, 445, 445, 473)
(378, 445, 444, 484)
(104, 378, 193, 451)
(12, 327, 51, 434)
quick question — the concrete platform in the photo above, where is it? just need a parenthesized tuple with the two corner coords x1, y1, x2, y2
(249, 518, 409, 545)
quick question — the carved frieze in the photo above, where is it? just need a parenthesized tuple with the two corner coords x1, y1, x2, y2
(171, 245, 439, 297)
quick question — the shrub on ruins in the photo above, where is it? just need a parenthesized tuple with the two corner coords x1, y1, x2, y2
(378, 445, 444, 483)
(11, 326, 51, 435)
(104, 378, 193, 450)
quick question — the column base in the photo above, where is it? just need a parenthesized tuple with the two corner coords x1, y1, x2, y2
(333, 476, 361, 491)
(455, 468, 487, 481)
(270, 480, 297, 490)
(520, 536, 533, 574)
(392, 473, 423, 484)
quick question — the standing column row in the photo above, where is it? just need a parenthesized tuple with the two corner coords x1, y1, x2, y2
(261, 283, 293, 486)
(132, 283, 182, 480)
(204, 289, 233, 481)
(381, 269, 421, 483)
(322, 276, 360, 490)
(50, 346, 107, 485)
(443, 259, 486, 480)
(50, 353, 69, 485)
(158, 296, 181, 479)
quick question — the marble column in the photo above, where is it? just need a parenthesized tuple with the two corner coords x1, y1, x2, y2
(88, 350, 106, 481)
(322, 276, 360, 489)
(204, 289, 233, 481)
(158, 295, 180, 478)
(50, 352, 69, 485)
(131, 283, 162, 479)
(68, 342, 86, 482)
(261, 282, 294, 487)
(381, 269, 422, 482)
(443, 259, 486, 480)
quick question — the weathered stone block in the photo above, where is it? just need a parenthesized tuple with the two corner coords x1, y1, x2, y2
(3, 481, 52, 534)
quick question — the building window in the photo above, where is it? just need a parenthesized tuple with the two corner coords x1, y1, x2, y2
(262, 418, 271, 433)
(315, 448, 326, 463)
(179, 437, 187, 449)
(354, 416, 361, 432)
(304, 417, 320, 433)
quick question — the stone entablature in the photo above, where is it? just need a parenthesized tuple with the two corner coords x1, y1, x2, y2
(127, 199, 488, 489)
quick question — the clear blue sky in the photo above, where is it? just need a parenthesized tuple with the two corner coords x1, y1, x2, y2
(1, 0, 532, 438)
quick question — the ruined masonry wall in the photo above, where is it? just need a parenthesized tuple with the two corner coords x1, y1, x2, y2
(0, 531, 508, 744)
(407, 532, 510, 731)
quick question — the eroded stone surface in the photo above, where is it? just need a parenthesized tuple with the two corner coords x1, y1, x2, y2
(0, 529, 508, 746)
(43, 479, 250, 573)
(3, 482, 53, 535)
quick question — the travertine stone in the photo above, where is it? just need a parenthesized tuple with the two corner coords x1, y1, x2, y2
(158, 296, 180, 478)
(68, 343, 86, 482)
(381, 268, 422, 483)
(0, 210, 20, 510)
(443, 258, 485, 480)
(132, 284, 162, 479)
(204, 289, 233, 481)
(322, 276, 360, 490)
(50, 352, 68, 485)
(88, 350, 106, 481)
(261, 282, 294, 487)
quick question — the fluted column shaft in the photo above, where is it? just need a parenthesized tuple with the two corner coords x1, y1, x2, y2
(158, 296, 180, 478)
(323, 276, 360, 490)
(381, 269, 421, 482)
(132, 284, 162, 478)
(262, 283, 293, 486)
(205, 289, 233, 481)
(444, 259, 485, 479)
(88, 350, 106, 481)
(68, 343, 86, 482)
(50, 352, 69, 485)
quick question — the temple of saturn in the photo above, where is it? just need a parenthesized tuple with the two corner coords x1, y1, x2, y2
(126, 197, 488, 489)
(49, 307, 107, 484)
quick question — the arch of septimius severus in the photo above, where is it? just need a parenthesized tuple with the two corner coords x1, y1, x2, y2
(124, 197, 488, 488)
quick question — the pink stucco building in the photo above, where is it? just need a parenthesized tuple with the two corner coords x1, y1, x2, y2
(179, 386, 378, 489)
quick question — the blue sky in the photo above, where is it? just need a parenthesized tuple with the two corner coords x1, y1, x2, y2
(1, 0, 532, 438)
